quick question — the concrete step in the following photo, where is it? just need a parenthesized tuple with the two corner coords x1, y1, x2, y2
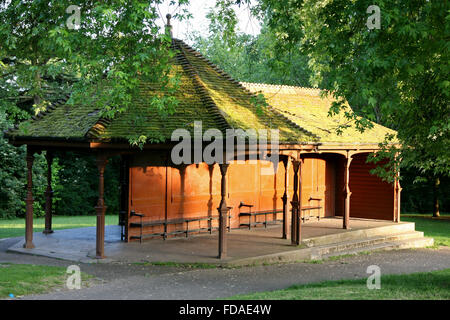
(227, 235, 433, 267)
(310, 231, 424, 257)
(319, 237, 434, 260)
(302, 222, 416, 248)
(225, 223, 433, 267)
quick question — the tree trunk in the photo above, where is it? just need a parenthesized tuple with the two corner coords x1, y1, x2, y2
(433, 176, 440, 218)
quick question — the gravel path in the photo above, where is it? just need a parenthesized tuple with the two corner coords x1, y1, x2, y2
(1, 237, 449, 300)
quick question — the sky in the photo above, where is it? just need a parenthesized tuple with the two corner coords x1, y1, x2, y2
(154, 0, 261, 44)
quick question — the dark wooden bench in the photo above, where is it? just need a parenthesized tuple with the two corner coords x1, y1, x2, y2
(129, 209, 232, 243)
(238, 202, 283, 229)
(301, 197, 323, 222)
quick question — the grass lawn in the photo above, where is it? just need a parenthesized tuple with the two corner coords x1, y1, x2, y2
(228, 268, 450, 300)
(0, 215, 118, 239)
(401, 213, 450, 247)
(0, 263, 92, 299)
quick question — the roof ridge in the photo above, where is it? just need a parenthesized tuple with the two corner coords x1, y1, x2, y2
(4, 94, 71, 137)
(174, 39, 231, 132)
(174, 39, 319, 141)
(85, 116, 112, 140)
(174, 39, 242, 85)
(241, 81, 324, 96)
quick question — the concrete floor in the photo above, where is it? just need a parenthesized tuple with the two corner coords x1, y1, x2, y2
(7, 217, 400, 265)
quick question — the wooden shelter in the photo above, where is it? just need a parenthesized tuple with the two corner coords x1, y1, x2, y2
(5, 30, 401, 260)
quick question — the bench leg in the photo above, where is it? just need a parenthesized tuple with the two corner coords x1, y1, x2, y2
(209, 218, 212, 234)
(163, 223, 167, 240)
(139, 216, 143, 244)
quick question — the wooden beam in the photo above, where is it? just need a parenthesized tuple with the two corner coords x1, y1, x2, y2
(95, 155, 108, 259)
(24, 147, 35, 249)
(43, 151, 54, 235)
(217, 163, 229, 259)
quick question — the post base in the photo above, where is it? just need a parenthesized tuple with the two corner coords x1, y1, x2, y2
(23, 242, 35, 249)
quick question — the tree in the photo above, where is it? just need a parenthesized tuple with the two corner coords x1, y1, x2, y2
(189, 6, 312, 86)
(0, 0, 190, 146)
(0, 1, 189, 218)
(253, 0, 449, 184)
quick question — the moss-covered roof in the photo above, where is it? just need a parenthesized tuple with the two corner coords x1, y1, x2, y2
(5, 38, 395, 147)
(5, 38, 316, 145)
(241, 82, 397, 145)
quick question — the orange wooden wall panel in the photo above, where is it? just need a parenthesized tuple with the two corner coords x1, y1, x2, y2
(130, 166, 166, 220)
(334, 158, 345, 217)
(349, 154, 394, 220)
(128, 159, 291, 233)
(258, 161, 283, 211)
(301, 157, 335, 218)
(324, 160, 336, 217)
(169, 163, 221, 219)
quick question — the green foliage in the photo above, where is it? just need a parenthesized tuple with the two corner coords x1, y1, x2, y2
(1, 93, 120, 219)
(0, 0, 189, 146)
(53, 153, 119, 216)
(0, 107, 46, 219)
(207, 0, 239, 47)
(250, 93, 269, 116)
(0, 117, 26, 218)
(189, 21, 312, 86)
(256, 0, 449, 182)
(401, 169, 450, 214)
(0, 1, 182, 218)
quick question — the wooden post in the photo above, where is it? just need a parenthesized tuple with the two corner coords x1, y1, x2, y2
(281, 157, 289, 239)
(394, 171, 402, 222)
(43, 151, 54, 235)
(343, 154, 353, 229)
(24, 147, 35, 249)
(218, 163, 229, 259)
(291, 159, 301, 245)
(119, 155, 129, 241)
(95, 155, 108, 259)
(297, 158, 302, 245)
(397, 179, 402, 222)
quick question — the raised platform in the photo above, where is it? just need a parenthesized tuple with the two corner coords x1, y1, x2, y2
(7, 217, 433, 266)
